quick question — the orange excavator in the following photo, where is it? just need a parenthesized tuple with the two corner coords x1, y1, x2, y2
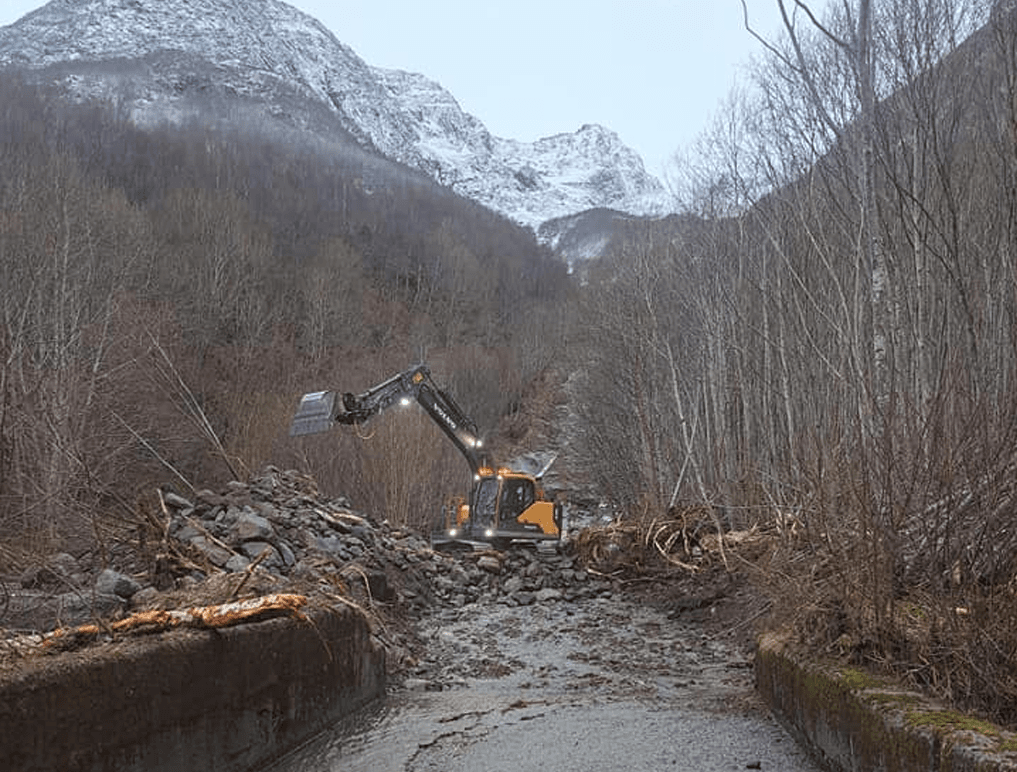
(289, 364, 561, 550)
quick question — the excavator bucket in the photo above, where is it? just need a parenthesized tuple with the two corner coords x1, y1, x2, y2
(289, 391, 338, 436)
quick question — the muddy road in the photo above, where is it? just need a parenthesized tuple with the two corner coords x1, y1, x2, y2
(2, 465, 820, 771)
(264, 578, 820, 772)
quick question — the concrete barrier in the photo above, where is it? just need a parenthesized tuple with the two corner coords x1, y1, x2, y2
(0, 604, 385, 772)
(756, 631, 1017, 772)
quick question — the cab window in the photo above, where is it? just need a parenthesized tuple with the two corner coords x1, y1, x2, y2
(500, 478, 535, 520)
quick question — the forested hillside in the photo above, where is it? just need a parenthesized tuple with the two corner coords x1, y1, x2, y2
(574, 1, 1017, 723)
(0, 74, 573, 562)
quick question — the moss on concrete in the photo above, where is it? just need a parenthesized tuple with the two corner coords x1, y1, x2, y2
(755, 632, 1017, 772)
(905, 710, 1002, 742)
(838, 665, 883, 692)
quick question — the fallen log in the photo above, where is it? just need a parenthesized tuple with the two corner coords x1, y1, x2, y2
(41, 593, 309, 649)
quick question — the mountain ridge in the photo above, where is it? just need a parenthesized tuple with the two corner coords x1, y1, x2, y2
(0, 0, 672, 232)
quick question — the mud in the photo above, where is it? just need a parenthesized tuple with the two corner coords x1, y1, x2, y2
(264, 588, 821, 772)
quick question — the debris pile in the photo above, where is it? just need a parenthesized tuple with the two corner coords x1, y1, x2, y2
(2, 467, 767, 669)
(571, 506, 771, 576)
(148, 466, 621, 612)
(1, 468, 622, 665)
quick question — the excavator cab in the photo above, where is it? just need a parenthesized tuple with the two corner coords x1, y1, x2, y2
(433, 468, 562, 550)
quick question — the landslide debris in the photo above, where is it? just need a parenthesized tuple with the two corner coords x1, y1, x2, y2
(1, 467, 771, 678)
(0, 468, 606, 670)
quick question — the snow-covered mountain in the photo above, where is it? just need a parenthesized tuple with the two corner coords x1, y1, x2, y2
(0, 0, 671, 231)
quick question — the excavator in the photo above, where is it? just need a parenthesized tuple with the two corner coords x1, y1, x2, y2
(288, 364, 562, 550)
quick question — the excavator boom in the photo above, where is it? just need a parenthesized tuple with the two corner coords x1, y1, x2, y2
(289, 364, 560, 549)
(289, 365, 484, 473)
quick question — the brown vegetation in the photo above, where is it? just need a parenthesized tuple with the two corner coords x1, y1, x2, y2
(571, 1, 1017, 727)
(0, 74, 572, 575)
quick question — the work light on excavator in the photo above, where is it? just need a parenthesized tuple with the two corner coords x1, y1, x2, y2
(289, 363, 562, 550)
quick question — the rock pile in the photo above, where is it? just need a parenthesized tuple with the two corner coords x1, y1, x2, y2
(2, 467, 618, 639)
(155, 466, 393, 597)
(5, 556, 144, 633)
(155, 466, 617, 613)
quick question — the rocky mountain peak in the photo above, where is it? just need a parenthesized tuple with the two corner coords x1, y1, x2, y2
(0, 0, 672, 231)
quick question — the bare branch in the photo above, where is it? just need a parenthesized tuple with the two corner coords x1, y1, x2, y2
(793, 0, 850, 50)
(777, 0, 845, 138)
(741, 0, 797, 71)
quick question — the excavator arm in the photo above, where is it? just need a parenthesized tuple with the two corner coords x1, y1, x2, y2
(289, 364, 485, 473)
(289, 363, 561, 549)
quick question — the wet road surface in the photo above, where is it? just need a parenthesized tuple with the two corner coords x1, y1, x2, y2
(263, 592, 821, 772)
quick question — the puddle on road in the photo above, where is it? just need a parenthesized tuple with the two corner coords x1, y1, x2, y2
(263, 596, 821, 772)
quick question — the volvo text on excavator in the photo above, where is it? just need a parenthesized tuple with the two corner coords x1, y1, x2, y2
(288, 364, 562, 550)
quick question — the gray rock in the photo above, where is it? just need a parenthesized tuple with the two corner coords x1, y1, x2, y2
(189, 536, 232, 567)
(196, 489, 226, 507)
(503, 576, 524, 594)
(535, 588, 563, 603)
(48, 552, 81, 579)
(350, 527, 370, 542)
(275, 540, 296, 567)
(19, 553, 81, 589)
(70, 572, 90, 587)
(225, 554, 251, 572)
(162, 491, 194, 510)
(240, 541, 280, 565)
(74, 591, 123, 619)
(130, 586, 160, 609)
(314, 535, 341, 553)
(365, 570, 390, 601)
(252, 501, 278, 519)
(234, 510, 275, 541)
(52, 591, 123, 628)
(175, 524, 201, 542)
(477, 556, 502, 574)
(95, 568, 142, 599)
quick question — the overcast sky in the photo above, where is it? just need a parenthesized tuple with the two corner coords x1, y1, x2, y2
(0, 0, 790, 176)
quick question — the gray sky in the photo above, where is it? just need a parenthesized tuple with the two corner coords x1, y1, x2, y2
(0, 1, 789, 176)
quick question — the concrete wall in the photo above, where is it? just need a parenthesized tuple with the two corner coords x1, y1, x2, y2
(0, 605, 385, 772)
(756, 632, 1017, 772)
